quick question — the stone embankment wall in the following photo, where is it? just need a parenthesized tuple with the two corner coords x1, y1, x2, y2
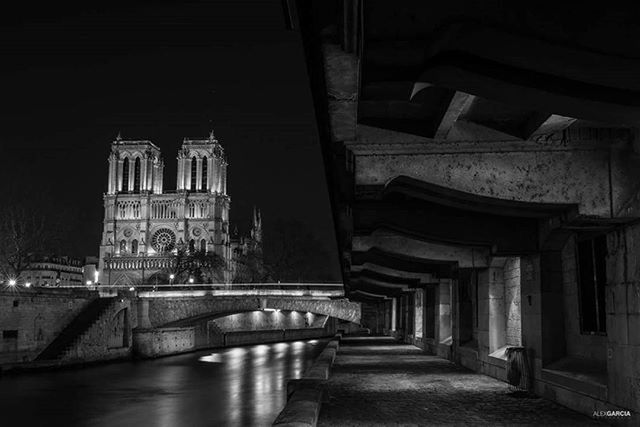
(61, 298, 133, 363)
(0, 289, 97, 365)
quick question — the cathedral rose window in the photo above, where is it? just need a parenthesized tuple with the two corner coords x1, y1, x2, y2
(151, 228, 177, 253)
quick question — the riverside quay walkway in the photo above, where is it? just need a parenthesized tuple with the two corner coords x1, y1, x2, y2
(318, 337, 602, 426)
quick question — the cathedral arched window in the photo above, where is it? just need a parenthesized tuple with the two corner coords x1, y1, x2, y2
(119, 240, 127, 254)
(131, 239, 138, 255)
(190, 156, 197, 191)
(121, 158, 129, 192)
(200, 239, 207, 252)
(133, 157, 141, 193)
(202, 156, 208, 192)
(189, 239, 196, 253)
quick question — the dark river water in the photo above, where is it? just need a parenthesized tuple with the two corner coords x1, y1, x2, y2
(0, 339, 327, 427)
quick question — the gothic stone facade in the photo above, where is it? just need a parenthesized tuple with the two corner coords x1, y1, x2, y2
(98, 132, 261, 286)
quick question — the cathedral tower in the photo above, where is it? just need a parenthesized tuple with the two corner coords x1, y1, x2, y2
(106, 136, 164, 194)
(176, 131, 227, 194)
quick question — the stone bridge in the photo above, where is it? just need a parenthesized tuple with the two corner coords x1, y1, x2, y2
(134, 284, 361, 328)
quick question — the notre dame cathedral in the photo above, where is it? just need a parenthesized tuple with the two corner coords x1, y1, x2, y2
(98, 131, 262, 286)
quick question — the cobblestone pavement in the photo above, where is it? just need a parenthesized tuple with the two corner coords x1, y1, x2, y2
(318, 337, 604, 426)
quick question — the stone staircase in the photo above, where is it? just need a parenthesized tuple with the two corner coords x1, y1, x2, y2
(36, 297, 116, 361)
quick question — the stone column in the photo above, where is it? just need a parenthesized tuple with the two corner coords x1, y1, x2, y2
(128, 160, 135, 192)
(185, 158, 192, 191)
(117, 159, 124, 192)
(196, 158, 203, 190)
(157, 161, 164, 193)
(207, 157, 214, 192)
(221, 163, 227, 194)
(177, 156, 184, 190)
(140, 156, 148, 191)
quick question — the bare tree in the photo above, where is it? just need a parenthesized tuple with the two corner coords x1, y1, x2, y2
(162, 248, 227, 284)
(0, 205, 49, 280)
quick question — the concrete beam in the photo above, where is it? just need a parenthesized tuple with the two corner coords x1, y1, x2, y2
(433, 91, 475, 139)
(353, 230, 490, 268)
(531, 114, 578, 139)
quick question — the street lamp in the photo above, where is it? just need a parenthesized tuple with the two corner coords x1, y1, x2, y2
(25, 282, 31, 288)
(188, 277, 194, 284)
(8, 279, 16, 287)
(169, 274, 175, 286)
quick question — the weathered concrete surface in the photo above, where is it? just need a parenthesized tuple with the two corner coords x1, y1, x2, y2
(318, 337, 603, 426)
(273, 388, 323, 427)
(353, 230, 490, 268)
(356, 149, 611, 217)
(606, 224, 640, 414)
(347, 125, 640, 219)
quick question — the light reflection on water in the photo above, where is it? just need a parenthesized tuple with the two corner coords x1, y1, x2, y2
(0, 339, 326, 427)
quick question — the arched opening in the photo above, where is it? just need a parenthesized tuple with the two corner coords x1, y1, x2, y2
(119, 240, 127, 254)
(202, 156, 208, 191)
(200, 239, 207, 252)
(121, 158, 129, 192)
(190, 156, 197, 191)
(131, 239, 139, 255)
(189, 239, 196, 253)
(133, 157, 141, 192)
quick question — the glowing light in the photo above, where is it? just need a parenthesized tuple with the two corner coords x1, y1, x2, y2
(25, 282, 31, 288)
(86, 280, 93, 285)
(264, 308, 276, 312)
(169, 274, 175, 280)
(94, 271, 99, 283)
(129, 286, 135, 291)
(188, 277, 194, 283)
(198, 353, 222, 363)
(8, 279, 16, 286)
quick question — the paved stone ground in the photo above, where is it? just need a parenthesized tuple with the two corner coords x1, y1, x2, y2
(318, 337, 604, 426)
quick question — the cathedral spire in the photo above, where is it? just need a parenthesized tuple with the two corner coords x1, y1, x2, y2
(208, 129, 216, 141)
(116, 131, 122, 141)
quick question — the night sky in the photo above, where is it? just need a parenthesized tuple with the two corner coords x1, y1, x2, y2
(0, 1, 340, 278)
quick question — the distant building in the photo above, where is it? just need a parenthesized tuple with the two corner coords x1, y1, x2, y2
(98, 131, 262, 286)
(21, 255, 84, 287)
(83, 256, 100, 285)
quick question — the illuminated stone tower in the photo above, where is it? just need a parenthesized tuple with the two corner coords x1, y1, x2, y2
(98, 131, 244, 286)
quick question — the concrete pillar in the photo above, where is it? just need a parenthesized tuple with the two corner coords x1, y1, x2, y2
(488, 265, 506, 353)
(438, 280, 452, 342)
(391, 297, 397, 332)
